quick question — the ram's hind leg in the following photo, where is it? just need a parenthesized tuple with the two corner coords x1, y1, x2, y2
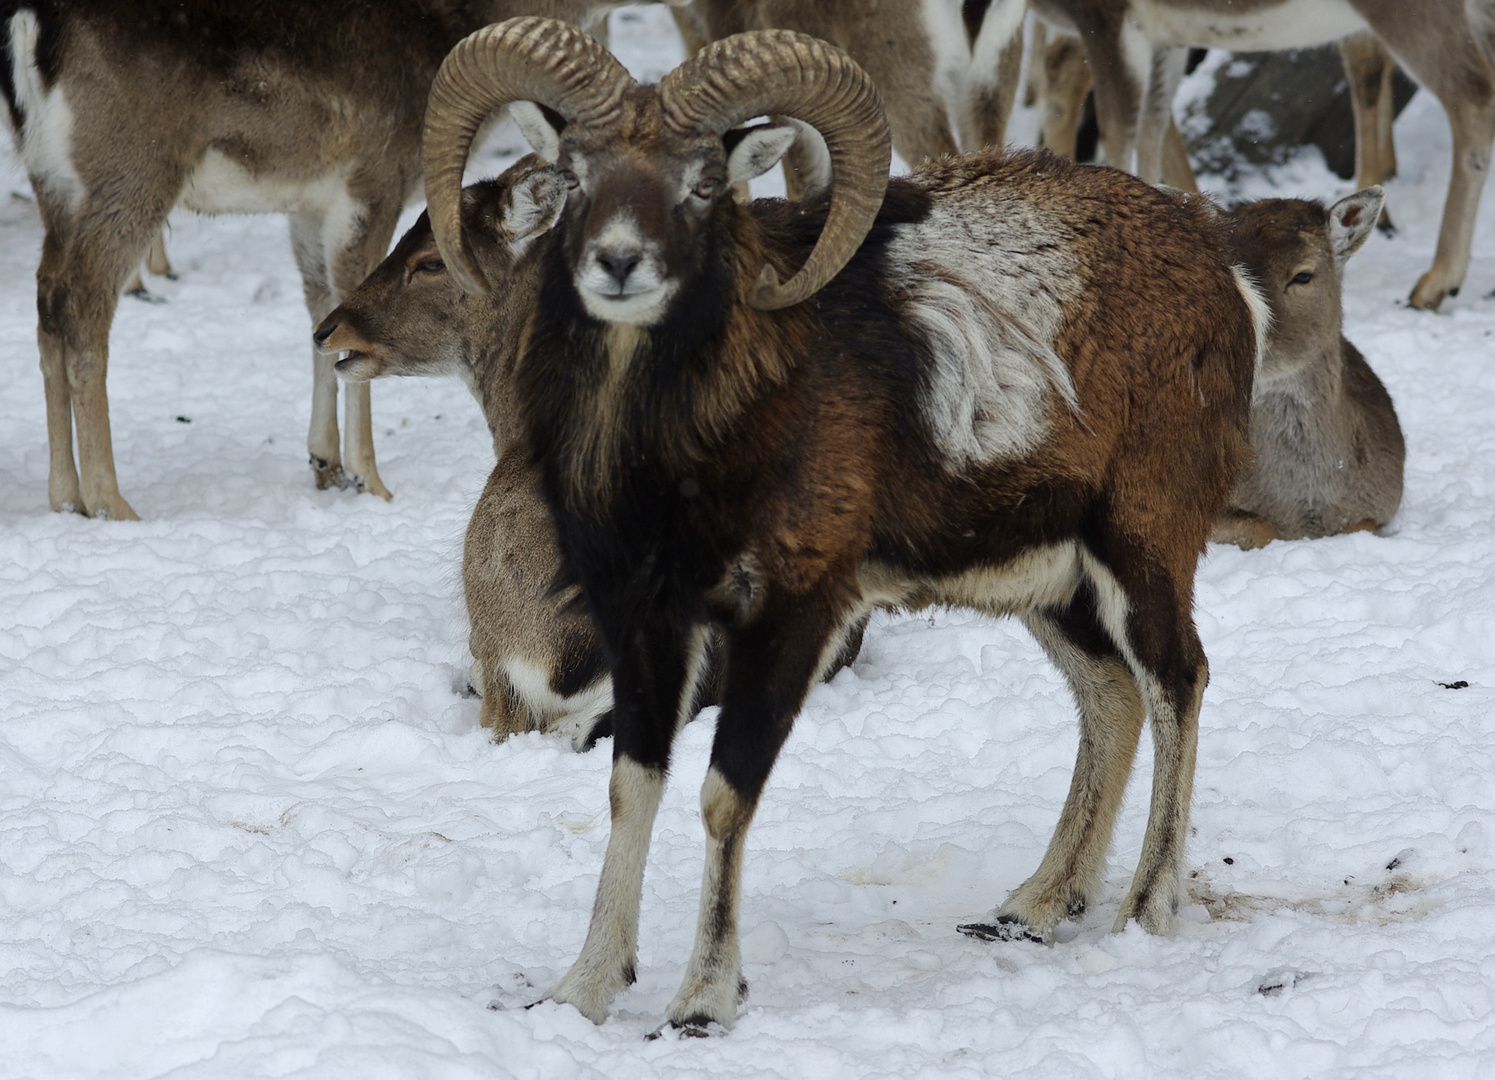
(1080, 549, 1205, 935)
(982, 584, 1145, 940)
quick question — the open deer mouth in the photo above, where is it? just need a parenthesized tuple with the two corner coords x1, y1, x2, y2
(334, 349, 365, 372)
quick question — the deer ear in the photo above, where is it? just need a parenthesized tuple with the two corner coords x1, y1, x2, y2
(510, 101, 565, 163)
(502, 157, 567, 250)
(1329, 187, 1384, 265)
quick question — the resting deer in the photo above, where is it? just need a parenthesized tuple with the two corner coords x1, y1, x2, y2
(1020, 0, 1494, 310)
(1213, 187, 1405, 548)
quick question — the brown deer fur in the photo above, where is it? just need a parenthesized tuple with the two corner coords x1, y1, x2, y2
(426, 29, 1266, 1024)
(669, 0, 1015, 194)
(313, 160, 861, 749)
(1021, 20, 1199, 192)
(1213, 188, 1405, 548)
(0, 0, 670, 519)
(1024, 0, 1495, 310)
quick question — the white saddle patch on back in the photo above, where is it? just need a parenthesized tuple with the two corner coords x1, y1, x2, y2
(886, 197, 1080, 469)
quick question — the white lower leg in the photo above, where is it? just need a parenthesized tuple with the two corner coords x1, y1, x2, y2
(341, 378, 390, 499)
(667, 767, 753, 1029)
(308, 346, 343, 485)
(546, 757, 664, 1024)
(1114, 667, 1201, 934)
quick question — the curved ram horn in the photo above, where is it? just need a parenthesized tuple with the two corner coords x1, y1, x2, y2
(659, 30, 891, 311)
(423, 17, 634, 295)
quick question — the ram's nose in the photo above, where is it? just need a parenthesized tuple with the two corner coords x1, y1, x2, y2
(597, 250, 641, 291)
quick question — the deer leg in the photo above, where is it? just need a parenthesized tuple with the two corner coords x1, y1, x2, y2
(1081, 18, 1149, 174)
(1410, 91, 1495, 309)
(1342, 32, 1397, 230)
(145, 229, 174, 279)
(43, 199, 164, 520)
(1161, 119, 1200, 193)
(1072, 548, 1204, 936)
(329, 197, 402, 499)
(1025, 21, 1047, 109)
(1210, 508, 1282, 550)
(1382, 28, 1495, 311)
(983, 588, 1147, 941)
(666, 592, 851, 1030)
(546, 619, 712, 1024)
(1040, 32, 1091, 157)
(963, 0, 1026, 150)
(289, 209, 347, 490)
(1136, 46, 1187, 184)
(36, 216, 82, 513)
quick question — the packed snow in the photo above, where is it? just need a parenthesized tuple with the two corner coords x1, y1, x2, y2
(3, 8, 1494, 1077)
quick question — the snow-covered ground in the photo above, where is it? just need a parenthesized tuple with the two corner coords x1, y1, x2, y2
(4, 8, 1495, 1077)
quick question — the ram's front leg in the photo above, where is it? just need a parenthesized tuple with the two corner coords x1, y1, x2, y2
(667, 595, 852, 1031)
(545, 621, 711, 1024)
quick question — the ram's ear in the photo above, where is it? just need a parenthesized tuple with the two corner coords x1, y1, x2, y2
(1328, 186, 1384, 266)
(502, 158, 567, 248)
(510, 100, 566, 163)
(724, 121, 799, 185)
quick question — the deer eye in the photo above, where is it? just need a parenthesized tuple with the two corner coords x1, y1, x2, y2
(1289, 271, 1313, 286)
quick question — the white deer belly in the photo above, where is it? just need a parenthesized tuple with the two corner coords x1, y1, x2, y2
(180, 149, 350, 216)
(1138, 0, 1368, 51)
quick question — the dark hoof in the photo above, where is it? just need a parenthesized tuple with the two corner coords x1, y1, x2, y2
(957, 917, 1044, 944)
(645, 1015, 730, 1041)
(126, 287, 166, 305)
(310, 457, 353, 491)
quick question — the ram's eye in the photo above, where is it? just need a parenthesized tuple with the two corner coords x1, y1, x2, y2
(692, 177, 722, 199)
(561, 169, 580, 190)
(415, 258, 445, 275)
(1289, 271, 1313, 286)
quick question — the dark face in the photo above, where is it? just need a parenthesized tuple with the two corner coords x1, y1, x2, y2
(549, 93, 732, 325)
(1224, 198, 1342, 382)
(514, 90, 797, 326)
(313, 157, 564, 380)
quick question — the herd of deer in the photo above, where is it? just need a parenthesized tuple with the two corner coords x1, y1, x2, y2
(2, 0, 1472, 1034)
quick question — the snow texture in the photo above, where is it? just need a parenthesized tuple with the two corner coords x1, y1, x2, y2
(3, 9, 1495, 1078)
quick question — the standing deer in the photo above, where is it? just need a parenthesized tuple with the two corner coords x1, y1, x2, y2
(0, 0, 680, 520)
(1018, 0, 1494, 310)
(667, 0, 1022, 196)
(1213, 187, 1405, 548)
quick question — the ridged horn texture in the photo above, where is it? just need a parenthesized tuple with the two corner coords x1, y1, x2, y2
(423, 17, 634, 295)
(659, 30, 892, 310)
